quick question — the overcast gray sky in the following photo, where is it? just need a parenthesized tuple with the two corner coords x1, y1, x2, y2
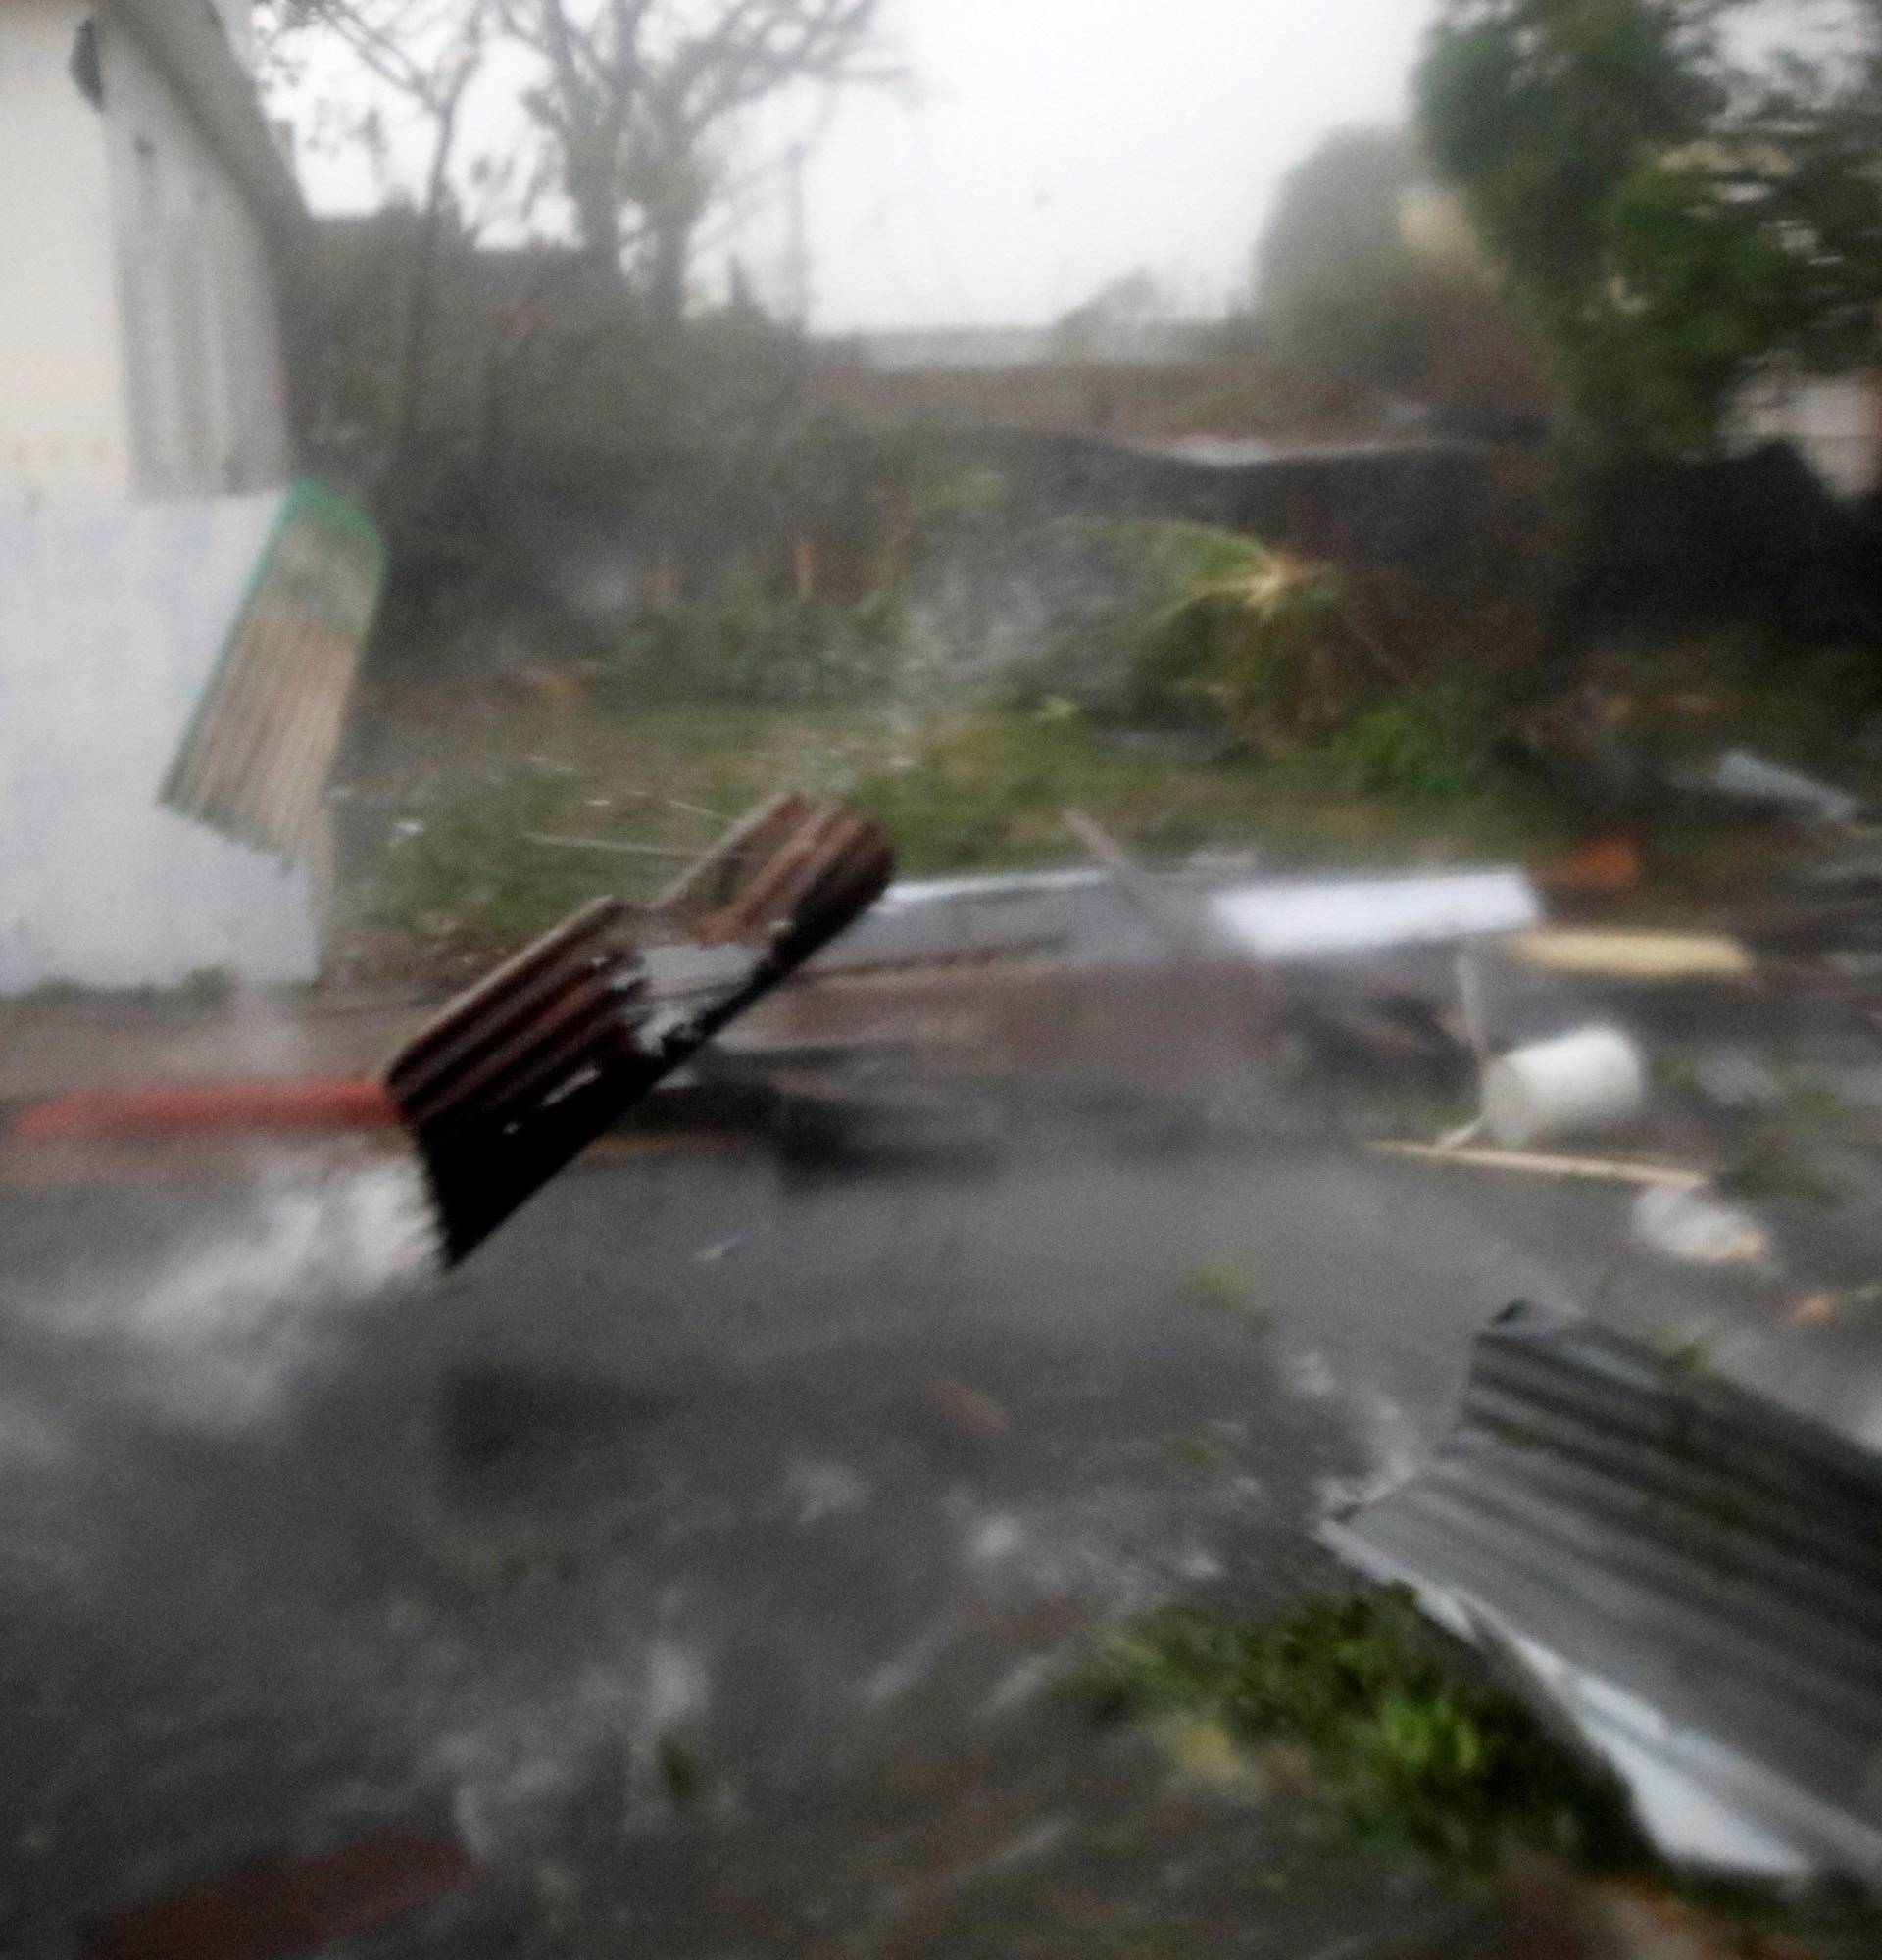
(798, 0, 1439, 329)
(293, 0, 1443, 332)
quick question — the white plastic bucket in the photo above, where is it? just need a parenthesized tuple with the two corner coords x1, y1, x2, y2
(1482, 1027, 1646, 1149)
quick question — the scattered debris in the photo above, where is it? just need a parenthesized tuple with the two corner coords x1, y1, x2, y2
(1325, 1302, 1882, 1883)
(1690, 1051, 1786, 1114)
(1209, 868, 1541, 961)
(1506, 931, 1756, 985)
(1481, 1027, 1647, 1150)
(1630, 1187, 1774, 1270)
(1288, 989, 1474, 1094)
(1532, 836, 1645, 897)
(1365, 1140, 1708, 1191)
(1064, 808, 1212, 955)
(525, 833, 707, 859)
(1699, 751, 1864, 828)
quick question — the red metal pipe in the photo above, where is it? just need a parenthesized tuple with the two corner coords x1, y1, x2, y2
(12, 1077, 401, 1143)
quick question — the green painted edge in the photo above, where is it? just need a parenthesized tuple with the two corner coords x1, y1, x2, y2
(158, 479, 389, 841)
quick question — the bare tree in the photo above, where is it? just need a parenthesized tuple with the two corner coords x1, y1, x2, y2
(496, 0, 884, 322)
(262, 0, 500, 463)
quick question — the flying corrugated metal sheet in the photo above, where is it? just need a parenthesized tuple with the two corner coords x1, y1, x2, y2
(1325, 1302, 1882, 1882)
(383, 799, 894, 1264)
(161, 483, 385, 860)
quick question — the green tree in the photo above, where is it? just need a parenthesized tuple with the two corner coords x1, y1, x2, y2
(1253, 126, 1543, 414)
(1258, 128, 1421, 324)
(1417, 0, 1882, 466)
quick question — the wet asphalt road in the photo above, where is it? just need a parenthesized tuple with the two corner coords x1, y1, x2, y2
(0, 1116, 1848, 1956)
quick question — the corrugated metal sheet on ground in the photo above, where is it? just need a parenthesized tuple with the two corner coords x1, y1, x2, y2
(813, 869, 1175, 975)
(818, 866, 1542, 976)
(161, 482, 385, 861)
(1326, 1302, 1882, 1880)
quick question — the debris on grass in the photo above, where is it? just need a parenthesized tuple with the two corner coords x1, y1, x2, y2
(1065, 1590, 1645, 1876)
(1643, 1326, 1719, 1380)
(1481, 1026, 1646, 1151)
(1505, 930, 1756, 984)
(1164, 1429, 1230, 1473)
(1779, 1082, 1854, 1132)
(1366, 1140, 1707, 1191)
(1175, 1262, 1267, 1324)
(1631, 1187, 1773, 1271)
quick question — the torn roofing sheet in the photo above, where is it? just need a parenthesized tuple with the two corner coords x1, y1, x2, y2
(1324, 1302, 1882, 1885)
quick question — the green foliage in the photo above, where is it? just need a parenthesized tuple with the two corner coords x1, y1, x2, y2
(1417, 0, 1882, 467)
(1324, 694, 1496, 801)
(591, 582, 910, 710)
(1176, 1261, 1267, 1323)
(1720, 1141, 1848, 1209)
(346, 703, 880, 956)
(1092, 522, 1389, 754)
(1253, 127, 1541, 407)
(362, 769, 618, 954)
(1164, 1429, 1231, 1472)
(1067, 1592, 1645, 1875)
(848, 704, 1568, 879)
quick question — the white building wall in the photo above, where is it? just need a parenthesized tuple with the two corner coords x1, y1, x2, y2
(0, 0, 138, 501)
(207, 0, 257, 73)
(98, 18, 293, 498)
(0, 492, 323, 993)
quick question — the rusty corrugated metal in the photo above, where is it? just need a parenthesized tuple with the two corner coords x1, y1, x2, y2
(385, 899, 658, 1265)
(1325, 1302, 1882, 1882)
(161, 485, 385, 860)
(384, 802, 893, 1264)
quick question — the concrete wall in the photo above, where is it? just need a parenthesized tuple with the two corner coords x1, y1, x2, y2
(0, 493, 326, 994)
(99, 18, 294, 498)
(0, 0, 137, 501)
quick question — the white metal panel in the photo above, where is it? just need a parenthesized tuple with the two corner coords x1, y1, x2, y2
(1210, 869, 1542, 960)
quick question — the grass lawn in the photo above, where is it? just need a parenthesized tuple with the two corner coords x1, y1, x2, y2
(332, 686, 1574, 977)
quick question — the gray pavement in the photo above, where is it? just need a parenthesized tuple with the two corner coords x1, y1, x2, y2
(4, 1089, 1866, 1955)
